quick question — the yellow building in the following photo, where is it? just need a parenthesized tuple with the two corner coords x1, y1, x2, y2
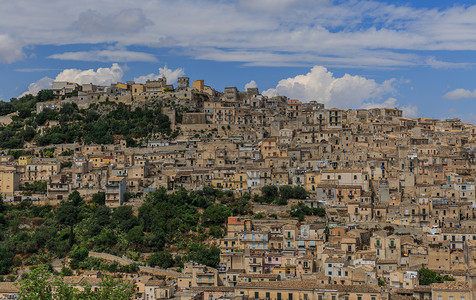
(132, 84, 145, 96)
(236, 281, 381, 300)
(90, 156, 115, 168)
(211, 178, 225, 189)
(231, 173, 248, 190)
(259, 138, 287, 158)
(18, 155, 32, 166)
(116, 82, 128, 90)
(305, 172, 321, 192)
(431, 282, 470, 300)
(193, 80, 204, 91)
(0, 169, 20, 198)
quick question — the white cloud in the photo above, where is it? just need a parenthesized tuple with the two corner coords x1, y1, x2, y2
(244, 80, 257, 90)
(262, 66, 396, 109)
(134, 66, 185, 84)
(425, 57, 472, 69)
(55, 63, 124, 85)
(0, 34, 24, 63)
(360, 97, 398, 110)
(3, 1, 476, 67)
(72, 9, 153, 34)
(462, 113, 476, 124)
(401, 103, 419, 118)
(19, 76, 54, 98)
(48, 50, 157, 62)
(443, 88, 476, 100)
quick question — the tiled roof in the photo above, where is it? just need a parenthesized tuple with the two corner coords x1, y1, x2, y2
(431, 281, 470, 291)
(0, 282, 20, 293)
(236, 281, 381, 293)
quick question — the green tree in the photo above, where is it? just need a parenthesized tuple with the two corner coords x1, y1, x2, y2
(0, 246, 14, 275)
(56, 201, 80, 246)
(292, 186, 308, 199)
(274, 197, 288, 206)
(261, 185, 278, 198)
(0, 101, 15, 116)
(186, 243, 220, 267)
(419, 268, 443, 285)
(94, 205, 111, 227)
(127, 225, 144, 249)
(202, 204, 231, 226)
(68, 190, 84, 207)
(17, 265, 136, 299)
(17, 265, 55, 300)
(92, 192, 106, 206)
(279, 185, 294, 200)
(112, 206, 138, 232)
(36, 90, 54, 102)
(148, 251, 175, 268)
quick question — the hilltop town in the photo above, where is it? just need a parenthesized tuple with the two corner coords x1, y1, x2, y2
(1, 76, 476, 300)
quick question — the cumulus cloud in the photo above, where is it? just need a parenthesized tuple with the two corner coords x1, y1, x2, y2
(49, 49, 157, 62)
(360, 97, 398, 110)
(19, 64, 125, 97)
(262, 66, 396, 109)
(0, 34, 24, 63)
(244, 80, 257, 90)
(401, 103, 419, 118)
(55, 63, 124, 85)
(443, 88, 476, 100)
(72, 9, 153, 34)
(19, 76, 54, 97)
(134, 66, 185, 84)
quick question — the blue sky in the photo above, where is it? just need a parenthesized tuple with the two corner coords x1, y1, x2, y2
(1, 0, 476, 121)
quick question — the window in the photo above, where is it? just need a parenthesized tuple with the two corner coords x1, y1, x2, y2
(358, 296, 362, 300)
(255, 292, 259, 299)
(449, 297, 454, 300)
(277, 293, 282, 300)
(289, 293, 293, 300)
(266, 292, 270, 299)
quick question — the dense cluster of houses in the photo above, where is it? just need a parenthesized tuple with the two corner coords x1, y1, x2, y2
(2, 77, 476, 299)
